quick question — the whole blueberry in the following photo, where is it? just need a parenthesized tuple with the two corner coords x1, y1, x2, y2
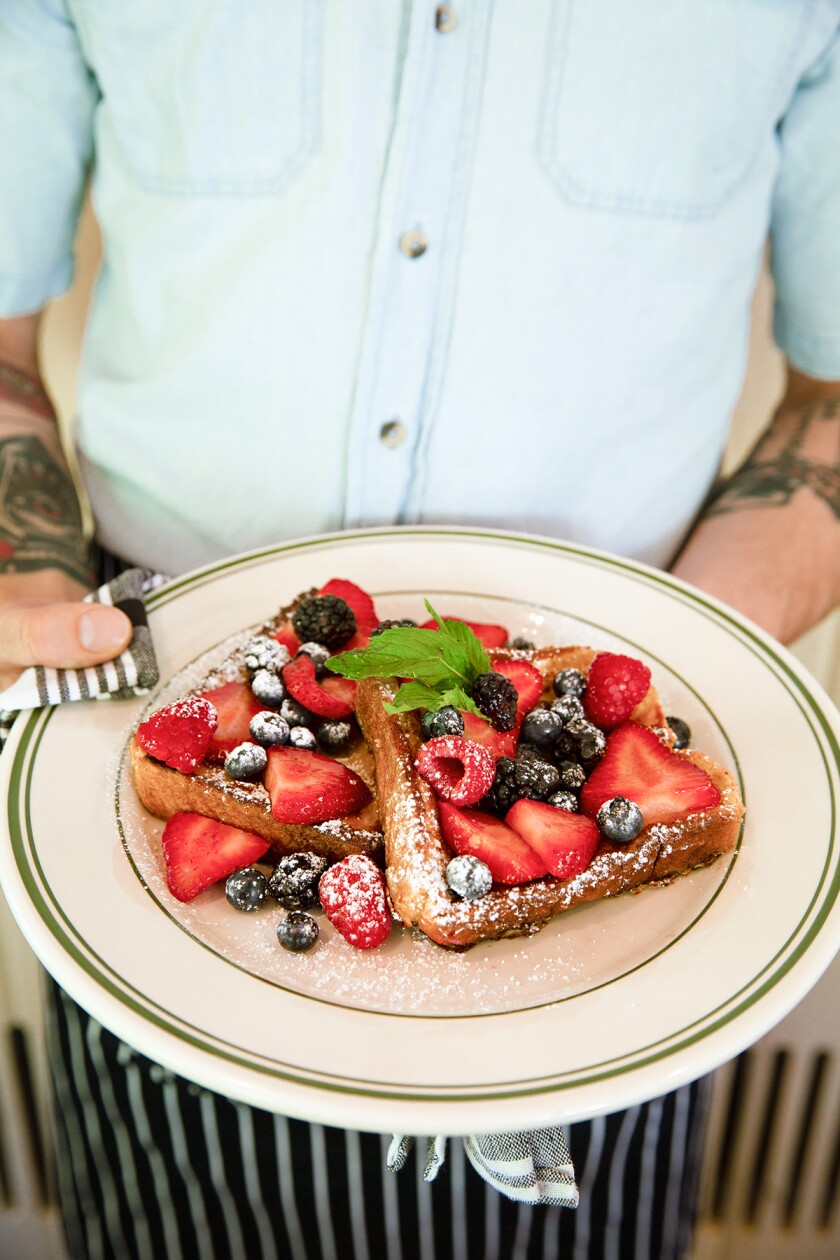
(280, 697, 316, 729)
(566, 717, 606, 765)
(519, 705, 564, 749)
(244, 636, 290, 679)
(224, 742, 268, 781)
(420, 705, 465, 740)
(597, 796, 644, 843)
(667, 716, 691, 750)
(277, 911, 319, 952)
(289, 726, 317, 750)
(550, 695, 585, 725)
(553, 668, 587, 700)
(251, 669, 287, 708)
(508, 637, 535, 651)
(297, 641, 331, 675)
(316, 719, 354, 753)
(445, 854, 493, 900)
(250, 711, 290, 746)
(225, 867, 268, 912)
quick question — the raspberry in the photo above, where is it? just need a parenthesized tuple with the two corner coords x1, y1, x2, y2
(584, 652, 652, 729)
(319, 854, 391, 949)
(415, 736, 496, 807)
(135, 696, 217, 774)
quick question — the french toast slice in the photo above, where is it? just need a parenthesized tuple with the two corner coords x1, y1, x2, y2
(355, 647, 744, 948)
(130, 592, 383, 862)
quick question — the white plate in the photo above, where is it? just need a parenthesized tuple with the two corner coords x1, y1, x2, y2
(1, 527, 839, 1135)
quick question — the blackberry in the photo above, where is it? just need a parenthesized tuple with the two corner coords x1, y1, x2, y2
(508, 637, 535, 651)
(250, 711, 290, 746)
(244, 636, 290, 679)
(371, 618, 417, 636)
(445, 855, 493, 901)
(291, 595, 356, 649)
(547, 790, 579, 812)
(225, 867, 268, 912)
(289, 727, 317, 750)
(268, 852, 329, 909)
(553, 668, 587, 700)
(557, 759, 586, 792)
(550, 694, 585, 725)
(224, 742, 268, 781)
(296, 642, 331, 675)
(519, 705, 563, 749)
(280, 697, 316, 729)
(276, 911, 319, 952)
(472, 671, 518, 732)
(596, 796, 644, 844)
(316, 719, 354, 753)
(565, 716, 606, 765)
(420, 706, 464, 740)
(251, 668, 286, 708)
(489, 754, 560, 813)
(667, 716, 691, 750)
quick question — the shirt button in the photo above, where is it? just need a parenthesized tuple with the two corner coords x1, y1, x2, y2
(380, 419, 407, 448)
(399, 229, 428, 259)
(435, 5, 457, 32)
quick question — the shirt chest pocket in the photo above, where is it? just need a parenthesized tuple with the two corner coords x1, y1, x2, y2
(536, 0, 811, 219)
(73, 0, 323, 197)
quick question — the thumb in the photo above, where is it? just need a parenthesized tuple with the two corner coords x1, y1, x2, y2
(0, 601, 134, 672)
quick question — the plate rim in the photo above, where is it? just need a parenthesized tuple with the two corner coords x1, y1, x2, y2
(2, 526, 839, 1123)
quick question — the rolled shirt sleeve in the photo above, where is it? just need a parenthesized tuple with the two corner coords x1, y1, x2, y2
(771, 19, 840, 380)
(0, 0, 97, 315)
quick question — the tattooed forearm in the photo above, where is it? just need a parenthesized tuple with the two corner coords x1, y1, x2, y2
(0, 433, 91, 584)
(706, 394, 840, 521)
(0, 361, 55, 420)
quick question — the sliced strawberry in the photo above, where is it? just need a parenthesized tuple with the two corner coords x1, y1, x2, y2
(419, 617, 509, 649)
(198, 681, 264, 762)
(283, 654, 356, 718)
(584, 652, 652, 729)
(415, 736, 496, 806)
(265, 746, 371, 824)
(136, 696, 217, 774)
(490, 656, 544, 712)
(161, 813, 269, 902)
(275, 621, 300, 654)
(318, 853, 391, 949)
(459, 709, 518, 759)
(438, 801, 548, 885)
(507, 800, 600, 881)
(319, 578, 379, 650)
(579, 722, 721, 827)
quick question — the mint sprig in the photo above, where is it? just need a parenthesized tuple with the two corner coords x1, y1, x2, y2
(326, 600, 490, 717)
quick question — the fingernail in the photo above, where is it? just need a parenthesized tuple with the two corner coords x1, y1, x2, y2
(79, 607, 131, 654)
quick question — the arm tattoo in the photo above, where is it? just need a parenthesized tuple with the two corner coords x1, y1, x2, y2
(706, 395, 840, 521)
(0, 362, 56, 420)
(0, 433, 92, 584)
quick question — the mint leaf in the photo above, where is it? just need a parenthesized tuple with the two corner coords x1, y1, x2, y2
(384, 681, 483, 717)
(326, 601, 492, 719)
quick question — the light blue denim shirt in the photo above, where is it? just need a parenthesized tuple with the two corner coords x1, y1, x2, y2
(2, 1, 840, 574)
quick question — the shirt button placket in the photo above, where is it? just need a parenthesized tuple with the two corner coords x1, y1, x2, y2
(343, 3, 470, 527)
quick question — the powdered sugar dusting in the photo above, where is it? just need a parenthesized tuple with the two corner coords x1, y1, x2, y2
(115, 591, 742, 1018)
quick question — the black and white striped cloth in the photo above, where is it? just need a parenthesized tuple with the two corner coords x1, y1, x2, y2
(0, 567, 164, 722)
